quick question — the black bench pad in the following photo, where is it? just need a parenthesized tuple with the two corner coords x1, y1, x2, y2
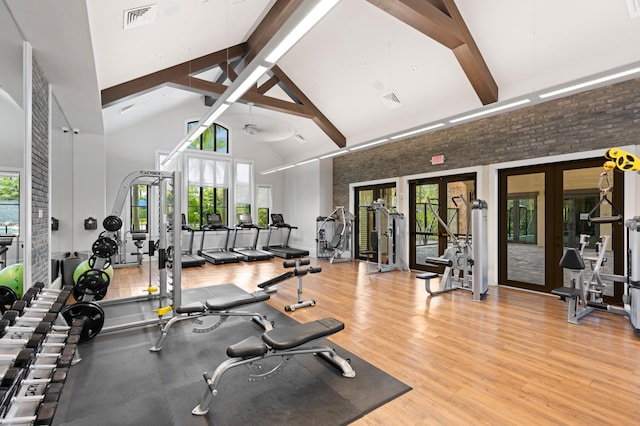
(262, 317, 344, 351)
(227, 336, 268, 358)
(551, 286, 582, 298)
(416, 272, 439, 280)
(205, 291, 270, 311)
(175, 302, 206, 314)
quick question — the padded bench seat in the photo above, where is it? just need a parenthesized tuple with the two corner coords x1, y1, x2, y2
(416, 272, 439, 280)
(227, 317, 344, 357)
(551, 286, 582, 299)
(175, 291, 270, 314)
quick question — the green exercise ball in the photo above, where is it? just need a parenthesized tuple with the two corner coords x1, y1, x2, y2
(73, 260, 114, 285)
(0, 263, 24, 298)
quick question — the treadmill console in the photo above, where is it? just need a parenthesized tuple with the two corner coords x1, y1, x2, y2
(271, 213, 287, 227)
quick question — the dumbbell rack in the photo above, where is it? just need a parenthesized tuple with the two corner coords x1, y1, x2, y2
(0, 283, 82, 425)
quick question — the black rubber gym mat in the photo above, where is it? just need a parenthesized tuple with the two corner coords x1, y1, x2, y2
(53, 284, 411, 426)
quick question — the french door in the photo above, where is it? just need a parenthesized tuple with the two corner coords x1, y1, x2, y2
(354, 184, 396, 260)
(408, 173, 476, 271)
(498, 158, 624, 301)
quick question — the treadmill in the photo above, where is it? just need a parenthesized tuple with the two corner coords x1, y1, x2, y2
(230, 214, 274, 261)
(198, 213, 240, 265)
(263, 213, 309, 259)
(181, 214, 206, 267)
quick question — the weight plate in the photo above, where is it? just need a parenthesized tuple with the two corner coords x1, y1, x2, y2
(92, 237, 118, 258)
(88, 255, 112, 271)
(103, 216, 123, 232)
(72, 283, 108, 302)
(74, 269, 110, 301)
(61, 302, 105, 343)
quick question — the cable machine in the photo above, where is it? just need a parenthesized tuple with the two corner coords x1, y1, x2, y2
(60, 170, 182, 341)
(316, 207, 354, 263)
(365, 199, 408, 273)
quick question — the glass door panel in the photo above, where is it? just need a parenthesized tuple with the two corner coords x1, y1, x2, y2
(409, 174, 476, 270)
(563, 167, 616, 297)
(414, 183, 439, 265)
(354, 184, 396, 259)
(506, 173, 545, 286)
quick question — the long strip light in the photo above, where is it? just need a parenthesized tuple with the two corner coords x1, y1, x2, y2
(449, 99, 531, 124)
(296, 158, 319, 166)
(226, 65, 269, 103)
(539, 66, 640, 99)
(390, 123, 445, 140)
(201, 102, 231, 127)
(319, 150, 348, 159)
(265, 0, 340, 64)
(349, 138, 389, 151)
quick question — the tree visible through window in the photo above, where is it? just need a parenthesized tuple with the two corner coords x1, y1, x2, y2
(130, 184, 148, 233)
(187, 121, 229, 153)
(187, 157, 229, 229)
(0, 173, 20, 235)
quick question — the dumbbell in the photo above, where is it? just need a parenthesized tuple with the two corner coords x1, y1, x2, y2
(12, 294, 69, 318)
(0, 348, 35, 387)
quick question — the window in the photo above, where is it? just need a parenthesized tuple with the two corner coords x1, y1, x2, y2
(257, 185, 272, 228)
(0, 172, 20, 235)
(187, 156, 229, 229)
(130, 185, 148, 233)
(235, 161, 253, 224)
(187, 121, 229, 153)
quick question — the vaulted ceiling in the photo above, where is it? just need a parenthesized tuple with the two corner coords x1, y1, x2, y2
(6, 0, 640, 165)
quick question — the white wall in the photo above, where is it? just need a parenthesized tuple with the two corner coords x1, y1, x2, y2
(50, 125, 74, 256)
(72, 132, 106, 253)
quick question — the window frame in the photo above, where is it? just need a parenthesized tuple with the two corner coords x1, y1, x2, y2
(0, 170, 21, 236)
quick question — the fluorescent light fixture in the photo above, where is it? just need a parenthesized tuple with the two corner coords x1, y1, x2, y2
(189, 125, 208, 141)
(390, 123, 445, 140)
(349, 138, 389, 151)
(227, 65, 268, 103)
(277, 165, 296, 171)
(539, 66, 640, 99)
(265, 0, 340, 64)
(319, 150, 348, 159)
(261, 169, 278, 175)
(201, 103, 231, 127)
(296, 158, 319, 166)
(449, 99, 531, 124)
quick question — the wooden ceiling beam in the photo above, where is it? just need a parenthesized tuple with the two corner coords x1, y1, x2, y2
(366, 0, 464, 49)
(441, 0, 498, 105)
(168, 75, 312, 118)
(245, 0, 305, 62)
(270, 66, 346, 148)
(101, 43, 247, 108)
(367, 0, 498, 105)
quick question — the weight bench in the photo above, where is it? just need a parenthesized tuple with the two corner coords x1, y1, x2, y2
(149, 290, 273, 352)
(192, 317, 355, 416)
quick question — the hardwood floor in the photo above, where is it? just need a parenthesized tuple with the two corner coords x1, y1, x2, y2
(106, 258, 640, 425)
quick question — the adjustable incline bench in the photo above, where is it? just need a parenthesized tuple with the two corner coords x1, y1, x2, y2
(192, 317, 355, 416)
(149, 290, 273, 352)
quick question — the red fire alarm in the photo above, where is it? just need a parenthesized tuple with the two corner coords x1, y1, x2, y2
(431, 154, 445, 165)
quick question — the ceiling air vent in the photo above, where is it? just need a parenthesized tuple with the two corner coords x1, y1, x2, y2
(123, 5, 157, 30)
(381, 92, 402, 110)
(627, 0, 640, 18)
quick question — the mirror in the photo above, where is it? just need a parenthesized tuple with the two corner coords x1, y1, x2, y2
(0, 1, 25, 270)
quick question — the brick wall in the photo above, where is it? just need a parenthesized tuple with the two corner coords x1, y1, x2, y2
(31, 57, 49, 284)
(333, 77, 640, 207)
